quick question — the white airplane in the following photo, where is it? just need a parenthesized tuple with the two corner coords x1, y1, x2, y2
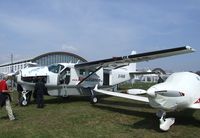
(13, 46, 194, 107)
(94, 72, 200, 131)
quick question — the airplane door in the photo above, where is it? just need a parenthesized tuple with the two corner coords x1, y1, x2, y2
(58, 67, 71, 85)
(103, 69, 110, 86)
(103, 73, 110, 85)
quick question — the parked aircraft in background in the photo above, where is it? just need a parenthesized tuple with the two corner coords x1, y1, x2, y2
(94, 72, 200, 131)
(12, 46, 194, 106)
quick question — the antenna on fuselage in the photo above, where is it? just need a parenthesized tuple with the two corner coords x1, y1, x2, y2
(76, 60, 80, 64)
(124, 50, 137, 72)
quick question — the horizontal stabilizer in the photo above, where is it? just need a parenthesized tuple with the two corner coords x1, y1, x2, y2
(94, 85, 149, 103)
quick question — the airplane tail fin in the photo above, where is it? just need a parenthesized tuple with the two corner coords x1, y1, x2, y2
(124, 51, 136, 73)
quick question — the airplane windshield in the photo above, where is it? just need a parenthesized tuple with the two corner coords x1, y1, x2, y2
(48, 64, 64, 73)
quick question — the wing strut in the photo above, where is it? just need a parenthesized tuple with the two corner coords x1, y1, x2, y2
(77, 66, 102, 85)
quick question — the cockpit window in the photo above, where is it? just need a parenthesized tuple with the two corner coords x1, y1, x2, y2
(48, 64, 64, 73)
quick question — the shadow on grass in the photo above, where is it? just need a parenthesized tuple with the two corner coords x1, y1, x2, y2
(94, 102, 160, 131)
(169, 109, 200, 127)
(94, 100, 200, 132)
(0, 116, 9, 120)
(28, 95, 111, 105)
(28, 95, 200, 131)
(99, 98, 150, 109)
(29, 96, 92, 105)
(123, 117, 161, 132)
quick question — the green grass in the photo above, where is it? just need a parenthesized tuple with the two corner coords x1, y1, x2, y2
(0, 83, 200, 138)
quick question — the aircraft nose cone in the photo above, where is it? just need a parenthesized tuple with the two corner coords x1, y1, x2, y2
(147, 86, 157, 97)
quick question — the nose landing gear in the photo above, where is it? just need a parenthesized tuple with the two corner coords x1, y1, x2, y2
(20, 90, 32, 106)
(157, 110, 175, 131)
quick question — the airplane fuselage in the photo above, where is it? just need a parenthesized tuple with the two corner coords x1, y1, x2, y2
(16, 63, 132, 96)
(147, 72, 200, 111)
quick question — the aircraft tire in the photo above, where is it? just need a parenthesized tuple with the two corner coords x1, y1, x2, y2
(90, 96, 98, 104)
(22, 100, 28, 106)
(20, 97, 28, 106)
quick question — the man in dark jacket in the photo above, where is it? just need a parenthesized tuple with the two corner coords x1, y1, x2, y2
(34, 77, 47, 108)
(16, 83, 23, 105)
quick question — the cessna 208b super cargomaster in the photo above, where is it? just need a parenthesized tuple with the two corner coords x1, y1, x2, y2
(14, 46, 194, 106)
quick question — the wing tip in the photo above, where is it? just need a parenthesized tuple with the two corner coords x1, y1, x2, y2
(185, 45, 195, 52)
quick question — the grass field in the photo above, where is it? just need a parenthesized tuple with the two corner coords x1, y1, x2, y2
(0, 83, 200, 138)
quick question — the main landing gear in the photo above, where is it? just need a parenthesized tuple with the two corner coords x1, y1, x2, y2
(90, 89, 98, 104)
(156, 110, 175, 131)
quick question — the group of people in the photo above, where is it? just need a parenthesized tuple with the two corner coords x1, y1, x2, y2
(0, 76, 47, 121)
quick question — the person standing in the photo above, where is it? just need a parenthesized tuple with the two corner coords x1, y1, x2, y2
(34, 77, 47, 108)
(16, 83, 23, 105)
(0, 76, 15, 120)
(157, 74, 164, 83)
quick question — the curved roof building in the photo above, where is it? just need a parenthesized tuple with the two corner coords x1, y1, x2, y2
(32, 51, 87, 66)
(0, 51, 87, 74)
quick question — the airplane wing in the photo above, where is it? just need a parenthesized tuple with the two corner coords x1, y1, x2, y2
(94, 85, 149, 103)
(75, 46, 194, 70)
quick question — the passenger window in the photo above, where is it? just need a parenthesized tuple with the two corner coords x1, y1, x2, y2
(80, 69, 86, 75)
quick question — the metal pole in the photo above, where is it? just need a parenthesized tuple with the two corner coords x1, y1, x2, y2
(10, 53, 14, 89)
(11, 53, 13, 73)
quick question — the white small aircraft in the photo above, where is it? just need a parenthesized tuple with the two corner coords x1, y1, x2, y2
(94, 72, 200, 131)
(13, 46, 194, 107)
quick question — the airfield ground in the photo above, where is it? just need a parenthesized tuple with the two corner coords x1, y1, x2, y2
(0, 83, 200, 138)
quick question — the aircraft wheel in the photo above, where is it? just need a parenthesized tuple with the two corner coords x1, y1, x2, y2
(20, 97, 28, 106)
(90, 96, 98, 104)
(22, 100, 28, 106)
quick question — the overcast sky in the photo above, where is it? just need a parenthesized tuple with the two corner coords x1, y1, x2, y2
(0, 0, 199, 71)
